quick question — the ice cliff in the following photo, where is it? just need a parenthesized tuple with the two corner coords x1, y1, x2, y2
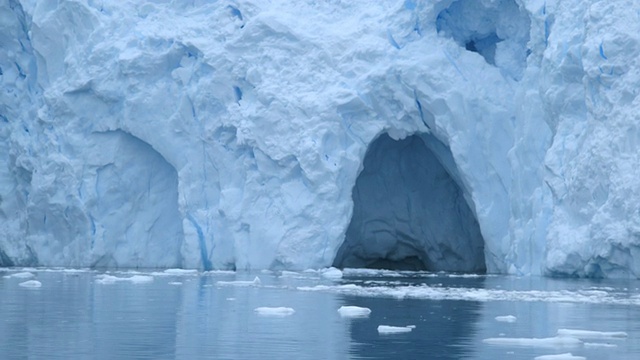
(1, 0, 640, 278)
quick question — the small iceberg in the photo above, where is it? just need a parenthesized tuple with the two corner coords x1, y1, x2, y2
(534, 353, 586, 360)
(95, 274, 154, 284)
(320, 267, 343, 279)
(216, 276, 261, 287)
(377, 325, 415, 334)
(19, 280, 42, 288)
(337, 306, 371, 318)
(254, 307, 295, 317)
(495, 315, 517, 323)
(4, 272, 35, 279)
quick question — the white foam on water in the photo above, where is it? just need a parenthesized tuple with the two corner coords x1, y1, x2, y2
(168, 281, 183, 285)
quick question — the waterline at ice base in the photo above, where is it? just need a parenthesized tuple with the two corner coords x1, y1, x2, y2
(2, 0, 640, 278)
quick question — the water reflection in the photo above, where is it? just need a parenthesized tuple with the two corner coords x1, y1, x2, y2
(1, 270, 640, 359)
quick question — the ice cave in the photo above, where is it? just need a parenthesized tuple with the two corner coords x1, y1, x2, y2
(333, 133, 486, 272)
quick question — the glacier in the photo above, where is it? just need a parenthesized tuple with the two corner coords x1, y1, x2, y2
(1, 0, 640, 278)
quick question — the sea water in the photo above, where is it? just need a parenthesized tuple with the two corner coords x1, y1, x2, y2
(1, 268, 639, 359)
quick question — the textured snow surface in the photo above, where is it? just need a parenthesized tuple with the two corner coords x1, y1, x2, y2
(2, 0, 640, 277)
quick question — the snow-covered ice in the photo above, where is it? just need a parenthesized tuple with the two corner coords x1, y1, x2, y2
(254, 307, 295, 317)
(1, 0, 640, 278)
(377, 325, 415, 334)
(337, 306, 371, 318)
(495, 315, 517, 323)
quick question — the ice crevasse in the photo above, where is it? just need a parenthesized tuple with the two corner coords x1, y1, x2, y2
(1, 0, 640, 278)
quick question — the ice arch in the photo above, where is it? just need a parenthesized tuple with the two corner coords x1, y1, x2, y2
(88, 130, 184, 268)
(333, 133, 486, 272)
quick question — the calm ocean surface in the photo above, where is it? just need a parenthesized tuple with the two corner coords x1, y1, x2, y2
(1, 268, 640, 359)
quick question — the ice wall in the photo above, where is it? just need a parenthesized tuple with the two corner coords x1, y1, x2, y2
(1, 0, 640, 277)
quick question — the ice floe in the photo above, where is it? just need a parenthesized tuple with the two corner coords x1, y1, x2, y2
(557, 329, 627, 339)
(254, 307, 295, 317)
(297, 283, 640, 306)
(482, 336, 583, 348)
(3, 272, 35, 279)
(337, 306, 371, 318)
(534, 353, 586, 360)
(18, 280, 42, 288)
(495, 315, 517, 323)
(95, 274, 154, 284)
(216, 276, 261, 287)
(377, 325, 415, 334)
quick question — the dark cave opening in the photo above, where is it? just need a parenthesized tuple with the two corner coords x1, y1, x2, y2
(332, 133, 486, 273)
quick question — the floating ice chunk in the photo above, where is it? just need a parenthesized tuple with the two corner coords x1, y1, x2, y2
(320, 267, 343, 279)
(337, 306, 371, 318)
(95, 274, 154, 284)
(226, 297, 236, 301)
(129, 275, 154, 284)
(584, 342, 617, 348)
(495, 315, 517, 323)
(19, 280, 42, 288)
(4, 272, 35, 279)
(557, 329, 628, 339)
(341, 268, 403, 277)
(160, 269, 199, 276)
(168, 281, 183, 285)
(482, 336, 583, 348)
(254, 307, 295, 316)
(377, 325, 414, 334)
(216, 276, 261, 287)
(534, 353, 586, 360)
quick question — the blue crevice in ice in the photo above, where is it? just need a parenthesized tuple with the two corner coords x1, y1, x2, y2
(228, 5, 243, 21)
(599, 43, 607, 60)
(387, 29, 401, 50)
(413, 89, 430, 130)
(233, 86, 243, 102)
(187, 213, 213, 271)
